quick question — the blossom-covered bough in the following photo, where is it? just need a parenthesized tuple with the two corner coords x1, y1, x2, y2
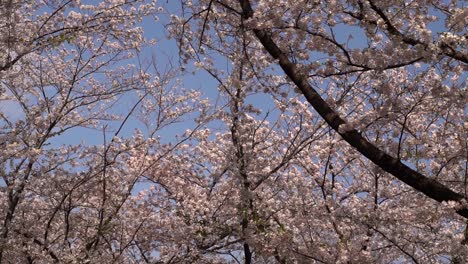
(237, 0, 468, 218)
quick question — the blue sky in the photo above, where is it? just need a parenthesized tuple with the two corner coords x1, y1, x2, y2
(2, 1, 458, 187)
(32, 0, 455, 156)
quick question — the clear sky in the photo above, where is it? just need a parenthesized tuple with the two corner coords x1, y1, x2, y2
(1, 0, 455, 187)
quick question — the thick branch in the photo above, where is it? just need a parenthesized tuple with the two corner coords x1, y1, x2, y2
(237, 0, 468, 219)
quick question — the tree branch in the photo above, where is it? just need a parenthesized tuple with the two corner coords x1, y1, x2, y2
(237, 0, 468, 219)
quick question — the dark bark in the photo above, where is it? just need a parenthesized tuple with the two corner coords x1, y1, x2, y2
(237, 0, 468, 219)
(243, 242, 252, 264)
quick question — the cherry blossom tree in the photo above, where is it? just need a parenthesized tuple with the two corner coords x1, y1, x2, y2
(1, 0, 467, 263)
(166, 0, 468, 262)
(0, 1, 209, 262)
